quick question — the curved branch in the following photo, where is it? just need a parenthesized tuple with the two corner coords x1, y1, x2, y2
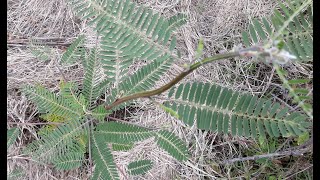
(105, 52, 240, 110)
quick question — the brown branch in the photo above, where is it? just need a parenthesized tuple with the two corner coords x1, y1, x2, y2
(105, 51, 241, 110)
(7, 155, 54, 168)
(115, 163, 129, 180)
(7, 122, 63, 126)
(222, 146, 312, 165)
(7, 41, 72, 47)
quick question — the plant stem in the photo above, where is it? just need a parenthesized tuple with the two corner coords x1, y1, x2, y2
(7, 122, 63, 125)
(222, 146, 312, 165)
(105, 51, 240, 110)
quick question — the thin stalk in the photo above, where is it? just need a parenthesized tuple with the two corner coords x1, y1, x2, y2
(105, 51, 240, 110)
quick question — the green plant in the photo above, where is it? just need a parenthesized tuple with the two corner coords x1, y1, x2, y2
(19, 0, 312, 179)
(241, 0, 313, 119)
(7, 128, 25, 180)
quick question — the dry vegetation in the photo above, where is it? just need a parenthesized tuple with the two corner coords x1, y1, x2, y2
(7, 0, 312, 179)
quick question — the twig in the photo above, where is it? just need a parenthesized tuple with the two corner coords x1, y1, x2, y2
(88, 118, 93, 176)
(87, 34, 100, 176)
(56, 64, 68, 82)
(7, 122, 63, 125)
(284, 164, 313, 180)
(7, 41, 72, 47)
(222, 147, 312, 165)
(105, 46, 264, 110)
(105, 51, 240, 110)
(7, 155, 54, 167)
(115, 164, 129, 180)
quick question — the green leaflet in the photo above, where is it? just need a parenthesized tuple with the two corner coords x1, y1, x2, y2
(23, 85, 84, 120)
(241, 0, 313, 61)
(23, 119, 88, 163)
(7, 167, 24, 180)
(7, 128, 20, 150)
(91, 132, 119, 180)
(159, 103, 180, 119)
(165, 82, 310, 138)
(60, 35, 85, 64)
(112, 143, 134, 151)
(29, 39, 52, 62)
(94, 122, 154, 143)
(155, 130, 189, 161)
(52, 152, 84, 170)
(128, 159, 153, 175)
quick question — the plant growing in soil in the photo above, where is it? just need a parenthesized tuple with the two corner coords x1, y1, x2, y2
(12, 0, 312, 179)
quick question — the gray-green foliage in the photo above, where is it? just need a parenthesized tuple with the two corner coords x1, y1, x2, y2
(7, 167, 24, 180)
(242, 0, 313, 61)
(241, 0, 313, 118)
(165, 82, 310, 138)
(29, 39, 52, 62)
(91, 131, 119, 180)
(7, 127, 20, 150)
(128, 159, 153, 175)
(60, 35, 86, 64)
(7, 128, 24, 180)
(112, 143, 134, 151)
(21, 0, 312, 178)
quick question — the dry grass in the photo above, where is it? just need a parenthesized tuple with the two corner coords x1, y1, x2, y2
(7, 0, 312, 179)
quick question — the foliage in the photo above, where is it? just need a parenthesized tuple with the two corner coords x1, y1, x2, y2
(7, 128, 24, 180)
(91, 131, 119, 180)
(20, 0, 312, 178)
(155, 130, 189, 161)
(29, 39, 52, 62)
(242, 0, 313, 61)
(241, 0, 313, 119)
(165, 82, 310, 138)
(127, 159, 153, 175)
(7, 167, 24, 180)
(7, 127, 20, 150)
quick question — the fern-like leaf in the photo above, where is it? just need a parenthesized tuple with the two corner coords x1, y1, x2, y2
(7, 127, 20, 150)
(91, 131, 119, 180)
(94, 122, 154, 143)
(99, 45, 132, 87)
(52, 152, 84, 170)
(7, 167, 24, 180)
(275, 66, 313, 119)
(168, 13, 188, 32)
(29, 39, 52, 62)
(23, 85, 83, 119)
(112, 143, 134, 151)
(105, 57, 173, 109)
(83, 49, 109, 107)
(165, 82, 310, 138)
(92, 105, 110, 122)
(155, 130, 189, 161)
(242, 0, 313, 61)
(67, 0, 186, 78)
(24, 119, 88, 163)
(127, 159, 153, 175)
(60, 35, 85, 64)
(121, 58, 173, 95)
(67, 0, 187, 112)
